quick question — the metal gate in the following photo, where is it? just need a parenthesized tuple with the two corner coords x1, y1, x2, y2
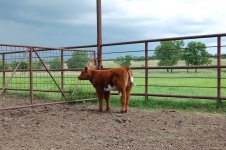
(0, 44, 97, 110)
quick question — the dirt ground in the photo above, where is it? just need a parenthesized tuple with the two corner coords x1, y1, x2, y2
(0, 96, 226, 150)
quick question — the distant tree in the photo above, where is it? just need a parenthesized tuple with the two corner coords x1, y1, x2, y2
(133, 56, 145, 62)
(33, 61, 43, 69)
(0, 62, 3, 71)
(10, 61, 28, 70)
(10, 61, 18, 69)
(20, 62, 29, 70)
(154, 40, 184, 72)
(67, 51, 89, 68)
(132, 56, 154, 62)
(0, 61, 10, 70)
(183, 41, 212, 72)
(221, 54, 226, 59)
(49, 58, 61, 69)
(114, 55, 133, 67)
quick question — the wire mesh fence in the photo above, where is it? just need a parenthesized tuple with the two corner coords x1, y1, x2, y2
(0, 45, 96, 110)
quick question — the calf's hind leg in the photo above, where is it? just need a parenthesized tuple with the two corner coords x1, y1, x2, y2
(104, 91, 111, 111)
(114, 76, 128, 113)
(125, 86, 132, 113)
(119, 89, 127, 113)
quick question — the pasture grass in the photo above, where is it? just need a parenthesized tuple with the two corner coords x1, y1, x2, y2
(109, 96, 226, 113)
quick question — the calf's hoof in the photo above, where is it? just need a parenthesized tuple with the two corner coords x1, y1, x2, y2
(120, 110, 127, 113)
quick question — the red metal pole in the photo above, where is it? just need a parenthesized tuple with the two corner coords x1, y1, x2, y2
(145, 42, 149, 101)
(217, 36, 221, 109)
(61, 50, 64, 97)
(96, 0, 102, 69)
(2, 54, 5, 90)
(94, 51, 97, 67)
(29, 48, 33, 104)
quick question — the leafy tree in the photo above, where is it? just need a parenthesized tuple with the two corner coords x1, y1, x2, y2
(67, 51, 89, 69)
(154, 40, 184, 72)
(33, 61, 43, 69)
(10, 61, 28, 70)
(114, 55, 133, 67)
(10, 61, 18, 69)
(49, 58, 61, 69)
(221, 54, 226, 59)
(0, 62, 2, 70)
(133, 56, 144, 62)
(183, 41, 212, 72)
(20, 62, 29, 69)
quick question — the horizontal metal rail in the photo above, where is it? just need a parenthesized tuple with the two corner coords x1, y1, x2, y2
(130, 65, 226, 69)
(111, 93, 226, 100)
(0, 98, 97, 112)
(102, 45, 219, 54)
(102, 33, 226, 46)
(0, 88, 95, 93)
(0, 48, 95, 55)
(62, 33, 226, 49)
(148, 85, 217, 89)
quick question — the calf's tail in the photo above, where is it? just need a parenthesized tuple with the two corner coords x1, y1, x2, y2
(123, 66, 135, 86)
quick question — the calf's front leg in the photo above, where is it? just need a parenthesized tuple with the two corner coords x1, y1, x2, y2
(120, 90, 127, 113)
(97, 90, 104, 112)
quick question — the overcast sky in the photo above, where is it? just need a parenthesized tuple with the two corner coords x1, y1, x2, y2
(0, 0, 226, 47)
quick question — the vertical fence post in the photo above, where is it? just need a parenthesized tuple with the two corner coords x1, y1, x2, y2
(96, 0, 102, 70)
(61, 50, 64, 97)
(29, 48, 33, 104)
(94, 51, 97, 67)
(217, 36, 222, 109)
(145, 42, 149, 101)
(2, 53, 5, 91)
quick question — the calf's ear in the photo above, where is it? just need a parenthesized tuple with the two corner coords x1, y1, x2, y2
(85, 67, 88, 72)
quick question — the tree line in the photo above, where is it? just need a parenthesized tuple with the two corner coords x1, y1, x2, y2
(0, 51, 90, 70)
(114, 40, 214, 72)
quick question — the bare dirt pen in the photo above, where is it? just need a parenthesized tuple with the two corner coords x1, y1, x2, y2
(0, 96, 226, 150)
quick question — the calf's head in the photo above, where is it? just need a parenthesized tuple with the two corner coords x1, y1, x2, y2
(78, 67, 91, 80)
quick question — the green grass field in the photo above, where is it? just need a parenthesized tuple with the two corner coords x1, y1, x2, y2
(1, 59, 226, 112)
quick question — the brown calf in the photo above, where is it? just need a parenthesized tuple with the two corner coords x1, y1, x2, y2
(78, 66, 134, 113)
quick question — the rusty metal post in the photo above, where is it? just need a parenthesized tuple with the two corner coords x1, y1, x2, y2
(217, 36, 222, 109)
(29, 48, 33, 104)
(61, 50, 64, 97)
(2, 54, 5, 90)
(94, 51, 97, 67)
(96, 0, 102, 69)
(145, 42, 149, 101)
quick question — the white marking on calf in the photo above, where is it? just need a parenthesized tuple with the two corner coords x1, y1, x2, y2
(119, 92, 122, 97)
(130, 76, 135, 86)
(104, 84, 117, 91)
